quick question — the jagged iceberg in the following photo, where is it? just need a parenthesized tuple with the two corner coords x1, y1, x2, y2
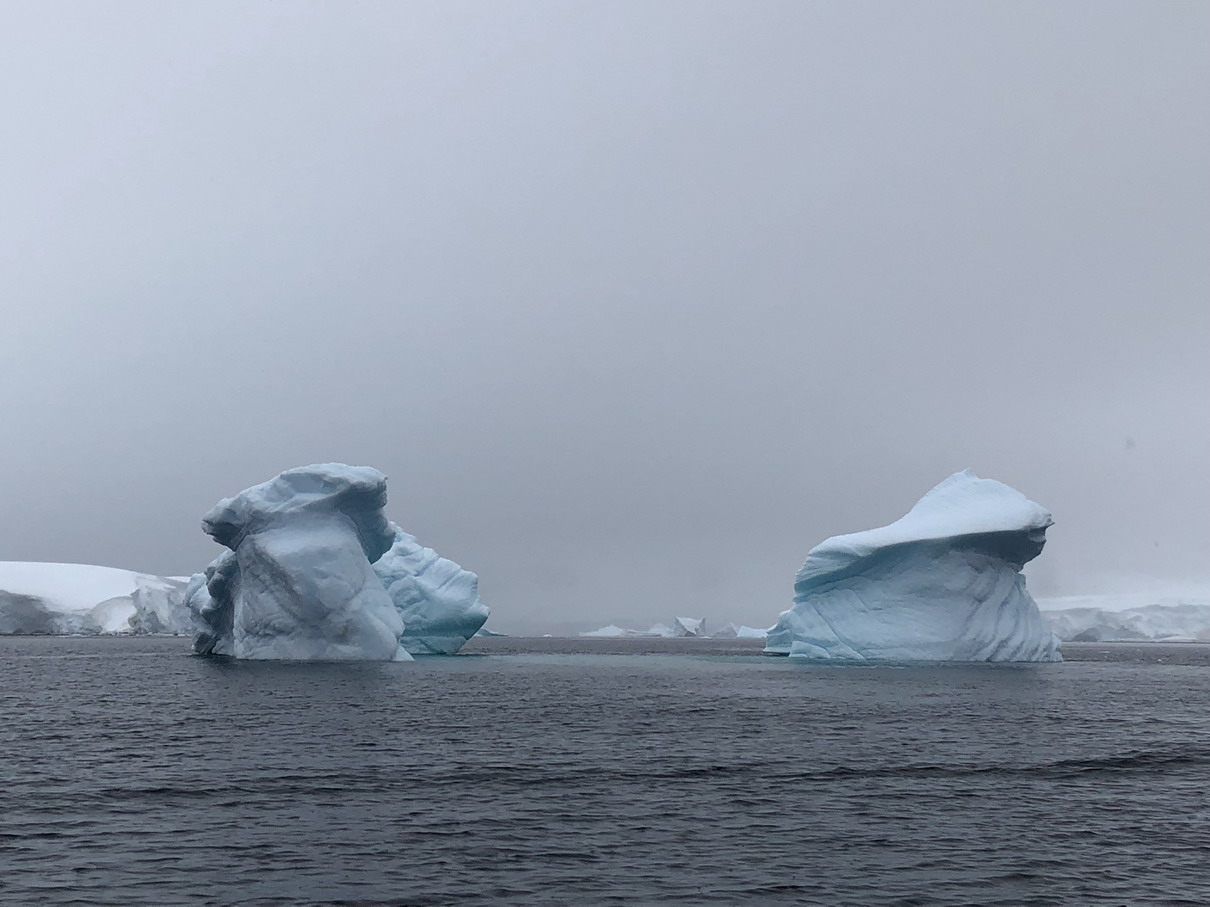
(191, 464, 410, 661)
(765, 470, 1062, 662)
(0, 562, 190, 635)
(373, 525, 489, 655)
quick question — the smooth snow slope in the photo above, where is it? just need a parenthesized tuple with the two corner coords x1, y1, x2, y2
(765, 470, 1061, 662)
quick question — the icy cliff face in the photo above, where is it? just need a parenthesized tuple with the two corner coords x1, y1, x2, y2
(373, 526, 490, 655)
(0, 562, 190, 635)
(765, 470, 1061, 662)
(127, 574, 194, 635)
(193, 464, 409, 661)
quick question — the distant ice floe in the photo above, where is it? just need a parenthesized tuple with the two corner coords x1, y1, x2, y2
(0, 562, 190, 636)
(765, 470, 1062, 662)
(579, 618, 767, 639)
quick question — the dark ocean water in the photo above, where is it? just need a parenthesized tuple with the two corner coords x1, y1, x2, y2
(3, 637, 1210, 906)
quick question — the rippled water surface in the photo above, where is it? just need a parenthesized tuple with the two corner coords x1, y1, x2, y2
(4, 637, 1210, 905)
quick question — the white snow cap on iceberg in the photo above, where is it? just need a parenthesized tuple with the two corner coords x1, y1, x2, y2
(794, 469, 1053, 591)
(766, 470, 1061, 662)
(191, 464, 410, 661)
(0, 562, 191, 635)
(373, 524, 490, 655)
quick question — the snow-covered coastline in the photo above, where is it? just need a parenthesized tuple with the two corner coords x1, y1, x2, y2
(0, 562, 190, 635)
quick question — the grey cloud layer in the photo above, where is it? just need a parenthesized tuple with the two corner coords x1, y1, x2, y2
(1, 1, 1206, 632)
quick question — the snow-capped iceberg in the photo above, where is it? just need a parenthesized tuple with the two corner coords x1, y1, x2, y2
(0, 562, 191, 635)
(765, 470, 1061, 662)
(192, 464, 409, 661)
(372, 525, 490, 655)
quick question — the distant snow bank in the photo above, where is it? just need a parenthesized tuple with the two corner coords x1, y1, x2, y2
(1040, 596, 1210, 642)
(0, 562, 190, 635)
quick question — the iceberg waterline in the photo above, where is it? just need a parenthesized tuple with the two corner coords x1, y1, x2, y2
(765, 470, 1063, 662)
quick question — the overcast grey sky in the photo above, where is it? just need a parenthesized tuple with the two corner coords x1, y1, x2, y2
(1, 1, 1206, 633)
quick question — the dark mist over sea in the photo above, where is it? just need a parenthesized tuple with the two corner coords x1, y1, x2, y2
(4, 637, 1209, 905)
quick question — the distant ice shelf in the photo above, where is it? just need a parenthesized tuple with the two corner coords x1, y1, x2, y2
(0, 562, 191, 636)
(579, 618, 766, 639)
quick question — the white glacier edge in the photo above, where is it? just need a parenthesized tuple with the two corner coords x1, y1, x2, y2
(0, 562, 191, 635)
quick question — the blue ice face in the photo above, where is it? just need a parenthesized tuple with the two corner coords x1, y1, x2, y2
(767, 471, 1060, 663)
(373, 526, 490, 655)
